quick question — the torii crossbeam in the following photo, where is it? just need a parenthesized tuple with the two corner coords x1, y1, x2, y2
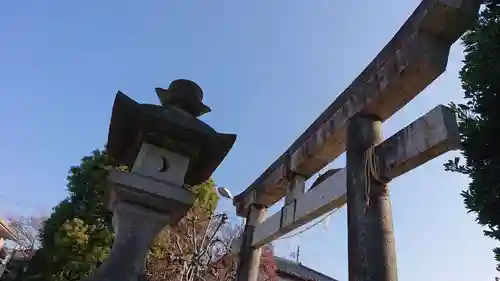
(251, 105, 460, 248)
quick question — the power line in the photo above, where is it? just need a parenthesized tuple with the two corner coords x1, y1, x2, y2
(0, 194, 49, 213)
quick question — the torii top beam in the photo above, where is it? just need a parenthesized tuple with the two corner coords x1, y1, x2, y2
(233, 0, 480, 217)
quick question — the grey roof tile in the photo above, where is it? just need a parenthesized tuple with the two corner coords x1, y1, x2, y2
(274, 257, 338, 281)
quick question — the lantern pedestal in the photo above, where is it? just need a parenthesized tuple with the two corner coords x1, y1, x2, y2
(84, 143, 196, 281)
(85, 202, 169, 281)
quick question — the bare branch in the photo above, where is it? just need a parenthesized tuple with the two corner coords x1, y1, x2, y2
(145, 211, 249, 281)
(6, 215, 46, 256)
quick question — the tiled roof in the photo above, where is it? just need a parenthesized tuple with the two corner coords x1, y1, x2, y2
(274, 257, 338, 281)
(228, 237, 338, 281)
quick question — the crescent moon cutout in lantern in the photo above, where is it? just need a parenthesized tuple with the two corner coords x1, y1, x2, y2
(158, 156, 169, 172)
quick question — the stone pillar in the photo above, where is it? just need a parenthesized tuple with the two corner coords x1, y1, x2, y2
(236, 203, 267, 281)
(87, 202, 169, 280)
(346, 114, 397, 281)
(84, 143, 196, 281)
(285, 175, 306, 204)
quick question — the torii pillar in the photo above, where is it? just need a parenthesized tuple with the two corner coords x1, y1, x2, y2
(347, 114, 397, 281)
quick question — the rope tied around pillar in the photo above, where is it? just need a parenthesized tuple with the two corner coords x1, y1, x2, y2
(363, 146, 390, 214)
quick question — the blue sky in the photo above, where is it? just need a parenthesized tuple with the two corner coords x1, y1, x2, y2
(0, 0, 497, 280)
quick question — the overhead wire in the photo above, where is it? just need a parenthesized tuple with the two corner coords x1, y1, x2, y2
(0, 193, 49, 213)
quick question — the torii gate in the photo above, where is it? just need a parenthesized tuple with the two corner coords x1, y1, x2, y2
(232, 1, 481, 281)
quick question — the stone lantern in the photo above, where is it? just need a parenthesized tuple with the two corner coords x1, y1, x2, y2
(85, 79, 236, 281)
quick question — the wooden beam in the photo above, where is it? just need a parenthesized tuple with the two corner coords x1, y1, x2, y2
(251, 105, 460, 247)
(233, 0, 479, 217)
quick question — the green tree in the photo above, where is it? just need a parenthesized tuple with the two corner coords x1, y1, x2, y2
(24, 150, 114, 281)
(24, 149, 220, 281)
(51, 218, 113, 281)
(191, 178, 219, 213)
(444, 1, 500, 271)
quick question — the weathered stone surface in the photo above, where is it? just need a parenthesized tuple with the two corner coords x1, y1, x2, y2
(107, 143, 196, 223)
(285, 175, 306, 204)
(251, 169, 346, 248)
(233, 0, 480, 217)
(107, 171, 195, 223)
(155, 79, 211, 117)
(84, 202, 170, 281)
(250, 105, 460, 247)
(94, 143, 198, 281)
(94, 79, 237, 281)
(106, 80, 236, 186)
(346, 115, 396, 281)
(132, 143, 190, 187)
(376, 105, 461, 180)
(237, 204, 267, 281)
